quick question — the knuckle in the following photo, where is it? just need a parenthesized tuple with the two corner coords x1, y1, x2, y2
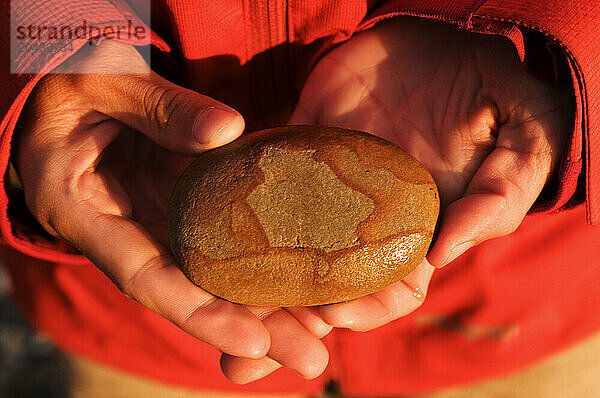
(121, 253, 172, 309)
(180, 296, 219, 328)
(143, 85, 188, 132)
(119, 265, 148, 304)
(141, 84, 164, 128)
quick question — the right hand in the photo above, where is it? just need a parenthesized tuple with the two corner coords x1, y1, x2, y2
(14, 40, 331, 382)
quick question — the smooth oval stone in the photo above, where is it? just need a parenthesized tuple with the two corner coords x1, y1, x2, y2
(168, 126, 439, 306)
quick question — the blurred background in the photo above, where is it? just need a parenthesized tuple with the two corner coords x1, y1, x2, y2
(0, 262, 71, 398)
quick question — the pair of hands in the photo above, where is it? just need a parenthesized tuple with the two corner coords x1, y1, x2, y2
(14, 18, 573, 383)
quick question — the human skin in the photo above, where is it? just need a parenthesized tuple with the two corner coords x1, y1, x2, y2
(221, 17, 574, 381)
(14, 16, 573, 385)
(13, 40, 332, 382)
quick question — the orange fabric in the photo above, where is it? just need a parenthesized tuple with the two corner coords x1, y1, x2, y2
(2, 0, 600, 395)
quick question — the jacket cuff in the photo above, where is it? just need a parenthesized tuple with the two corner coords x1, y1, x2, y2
(0, 0, 170, 264)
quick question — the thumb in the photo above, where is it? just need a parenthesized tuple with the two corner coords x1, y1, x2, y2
(427, 120, 557, 268)
(87, 71, 244, 154)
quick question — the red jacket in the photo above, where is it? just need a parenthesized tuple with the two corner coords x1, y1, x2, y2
(2, 0, 600, 395)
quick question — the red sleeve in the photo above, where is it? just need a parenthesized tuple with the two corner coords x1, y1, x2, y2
(0, 0, 170, 264)
(357, 0, 597, 223)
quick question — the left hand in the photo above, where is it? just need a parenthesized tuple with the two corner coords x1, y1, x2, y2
(222, 16, 574, 381)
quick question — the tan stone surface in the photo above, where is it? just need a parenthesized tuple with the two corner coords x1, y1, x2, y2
(246, 147, 374, 253)
(168, 126, 439, 306)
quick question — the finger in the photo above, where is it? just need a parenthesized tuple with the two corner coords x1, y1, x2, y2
(247, 305, 332, 339)
(427, 120, 555, 268)
(218, 307, 283, 383)
(38, 40, 244, 154)
(285, 307, 333, 338)
(100, 73, 244, 153)
(72, 41, 244, 154)
(259, 309, 329, 379)
(221, 309, 329, 383)
(318, 260, 434, 331)
(58, 202, 270, 359)
(220, 355, 282, 384)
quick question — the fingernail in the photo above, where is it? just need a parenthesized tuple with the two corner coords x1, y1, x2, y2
(437, 240, 476, 268)
(193, 107, 239, 144)
(317, 324, 334, 339)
